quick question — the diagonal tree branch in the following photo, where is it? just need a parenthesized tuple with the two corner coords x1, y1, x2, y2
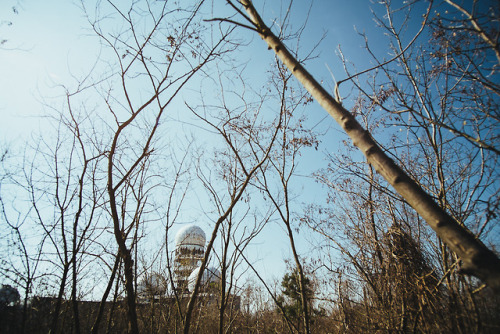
(235, 0, 500, 292)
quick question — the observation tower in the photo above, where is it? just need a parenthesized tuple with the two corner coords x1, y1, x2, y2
(173, 224, 206, 293)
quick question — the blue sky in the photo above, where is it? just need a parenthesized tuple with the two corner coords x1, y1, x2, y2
(0, 0, 385, 141)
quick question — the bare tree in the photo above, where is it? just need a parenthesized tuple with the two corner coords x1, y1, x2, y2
(252, 58, 318, 334)
(224, 0, 500, 291)
(296, 0, 500, 330)
(181, 66, 283, 333)
(77, 1, 237, 331)
(0, 146, 48, 333)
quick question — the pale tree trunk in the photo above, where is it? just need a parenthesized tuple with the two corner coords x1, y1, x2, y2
(236, 0, 500, 292)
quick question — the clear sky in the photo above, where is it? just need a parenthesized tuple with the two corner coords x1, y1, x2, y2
(0, 0, 438, 295)
(0, 0, 384, 142)
(1, 1, 97, 142)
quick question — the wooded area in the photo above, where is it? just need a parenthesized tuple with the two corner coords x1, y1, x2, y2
(1, 0, 499, 333)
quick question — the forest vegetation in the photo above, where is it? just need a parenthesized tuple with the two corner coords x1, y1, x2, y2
(1, 0, 499, 333)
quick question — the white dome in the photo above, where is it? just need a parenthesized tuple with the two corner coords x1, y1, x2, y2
(175, 225, 206, 248)
(188, 266, 221, 292)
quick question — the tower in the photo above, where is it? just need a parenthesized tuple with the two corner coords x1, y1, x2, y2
(173, 224, 206, 293)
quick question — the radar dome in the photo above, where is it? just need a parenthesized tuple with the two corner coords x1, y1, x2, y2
(188, 266, 221, 292)
(175, 225, 206, 249)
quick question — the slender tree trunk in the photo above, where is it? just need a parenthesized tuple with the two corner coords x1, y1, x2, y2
(91, 253, 121, 334)
(107, 182, 139, 333)
(21, 281, 30, 334)
(237, 0, 500, 292)
(107, 274, 121, 334)
(71, 261, 80, 334)
(219, 220, 231, 334)
(50, 264, 69, 333)
(368, 166, 383, 266)
(286, 228, 311, 334)
(71, 215, 82, 334)
(122, 249, 138, 333)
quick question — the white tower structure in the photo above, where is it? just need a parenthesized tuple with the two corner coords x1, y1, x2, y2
(173, 225, 206, 293)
